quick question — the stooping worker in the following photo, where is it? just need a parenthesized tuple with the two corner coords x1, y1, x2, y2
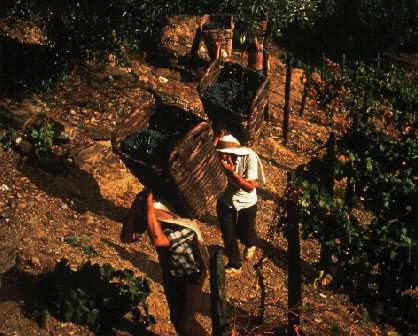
(215, 132, 266, 275)
(121, 189, 209, 336)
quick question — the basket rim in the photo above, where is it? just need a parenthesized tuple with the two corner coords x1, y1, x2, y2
(201, 27, 234, 33)
(113, 119, 210, 169)
(197, 60, 270, 117)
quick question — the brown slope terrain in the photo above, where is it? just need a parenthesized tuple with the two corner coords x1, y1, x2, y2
(0, 45, 393, 336)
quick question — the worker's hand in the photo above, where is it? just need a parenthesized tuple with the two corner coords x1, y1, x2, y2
(200, 15, 209, 30)
(220, 154, 234, 173)
(214, 128, 225, 139)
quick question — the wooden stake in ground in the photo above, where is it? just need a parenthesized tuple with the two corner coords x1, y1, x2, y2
(286, 172, 302, 336)
(283, 55, 293, 144)
(210, 247, 230, 336)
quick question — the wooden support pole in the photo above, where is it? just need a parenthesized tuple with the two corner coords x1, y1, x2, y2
(210, 247, 230, 336)
(412, 192, 418, 328)
(0, 36, 3, 90)
(344, 179, 354, 209)
(299, 75, 308, 117)
(323, 132, 336, 197)
(262, 50, 269, 77)
(191, 27, 202, 60)
(287, 172, 302, 336)
(262, 16, 272, 78)
(283, 55, 293, 144)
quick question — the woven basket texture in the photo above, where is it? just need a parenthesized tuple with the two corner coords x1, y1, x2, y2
(201, 15, 234, 59)
(112, 99, 227, 218)
(198, 60, 270, 145)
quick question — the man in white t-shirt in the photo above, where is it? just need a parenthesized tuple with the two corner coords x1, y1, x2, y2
(215, 133, 265, 275)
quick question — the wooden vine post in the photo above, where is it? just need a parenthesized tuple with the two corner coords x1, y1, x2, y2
(322, 132, 336, 197)
(299, 72, 308, 117)
(210, 247, 231, 336)
(262, 18, 272, 78)
(286, 172, 302, 336)
(411, 190, 418, 323)
(319, 132, 336, 265)
(191, 23, 203, 60)
(262, 21, 272, 122)
(0, 37, 3, 89)
(283, 55, 293, 144)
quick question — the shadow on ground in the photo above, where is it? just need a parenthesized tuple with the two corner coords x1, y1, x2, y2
(0, 267, 158, 336)
(17, 158, 127, 223)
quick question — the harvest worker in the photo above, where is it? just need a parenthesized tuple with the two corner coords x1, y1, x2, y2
(215, 133, 265, 275)
(121, 189, 209, 336)
(246, 36, 264, 75)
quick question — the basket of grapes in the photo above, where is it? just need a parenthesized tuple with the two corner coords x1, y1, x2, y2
(198, 60, 270, 145)
(111, 98, 227, 218)
(201, 15, 234, 60)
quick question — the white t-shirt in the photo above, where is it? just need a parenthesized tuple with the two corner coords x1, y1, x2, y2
(219, 152, 258, 211)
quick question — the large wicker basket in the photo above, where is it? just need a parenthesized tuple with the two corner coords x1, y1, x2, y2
(112, 99, 227, 218)
(201, 15, 233, 60)
(198, 60, 270, 145)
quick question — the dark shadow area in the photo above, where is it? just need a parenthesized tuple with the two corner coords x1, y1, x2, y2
(176, 55, 211, 83)
(104, 239, 235, 319)
(0, 35, 68, 101)
(257, 187, 280, 202)
(255, 236, 317, 282)
(199, 212, 219, 228)
(257, 153, 296, 172)
(278, 1, 417, 65)
(16, 158, 127, 223)
(102, 239, 163, 285)
(1, 264, 156, 336)
(145, 46, 210, 84)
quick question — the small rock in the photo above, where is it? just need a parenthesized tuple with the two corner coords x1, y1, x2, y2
(70, 109, 76, 115)
(0, 184, 9, 192)
(30, 256, 41, 266)
(158, 76, 169, 84)
(17, 201, 27, 209)
(61, 203, 69, 210)
(85, 214, 95, 225)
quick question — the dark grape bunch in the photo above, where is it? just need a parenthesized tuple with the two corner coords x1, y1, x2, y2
(202, 64, 263, 115)
(122, 129, 173, 161)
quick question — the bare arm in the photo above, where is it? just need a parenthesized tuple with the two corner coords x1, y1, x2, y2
(145, 191, 169, 247)
(221, 155, 256, 193)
